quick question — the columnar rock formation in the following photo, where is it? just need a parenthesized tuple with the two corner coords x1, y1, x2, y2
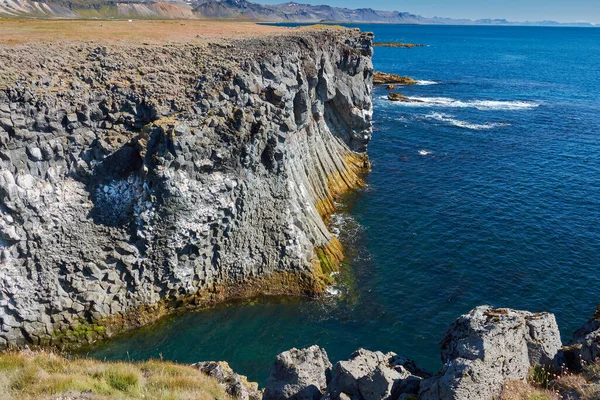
(0, 28, 374, 347)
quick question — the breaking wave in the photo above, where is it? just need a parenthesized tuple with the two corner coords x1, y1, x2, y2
(416, 80, 439, 85)
(383, 96, 539, 110)
(424, 112, 510, 130)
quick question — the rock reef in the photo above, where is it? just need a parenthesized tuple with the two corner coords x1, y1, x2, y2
(373, 72, 417, 86)
(0, 28, 374, 348)
(373, 43, 425, 48)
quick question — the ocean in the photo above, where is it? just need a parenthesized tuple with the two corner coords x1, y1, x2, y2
(86, 24, 600, 384)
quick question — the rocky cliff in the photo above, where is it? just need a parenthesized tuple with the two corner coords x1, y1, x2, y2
(0, 27, 374, 348)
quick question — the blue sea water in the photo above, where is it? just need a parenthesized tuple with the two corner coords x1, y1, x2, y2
(87, 25, 600, 384)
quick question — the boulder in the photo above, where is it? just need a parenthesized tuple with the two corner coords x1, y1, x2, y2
(324, 349, 426, 400)
(419, 306, 562, 400)
(194, 361, 261, 400)
(263, 345, 332, 400)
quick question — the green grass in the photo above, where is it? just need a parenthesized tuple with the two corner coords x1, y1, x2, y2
(0, 350, 233, 400)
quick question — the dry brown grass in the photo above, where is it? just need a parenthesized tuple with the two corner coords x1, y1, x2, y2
(549, 363, 600, 400)
(0, 350, 232, 400)
(0, 19, 287, 45)
(502, 380, 561, 400)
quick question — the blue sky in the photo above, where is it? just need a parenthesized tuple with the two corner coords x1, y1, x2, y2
(254, 0, 600, 24)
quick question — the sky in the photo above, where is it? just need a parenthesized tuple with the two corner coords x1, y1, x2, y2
(253, 0, 600, 24)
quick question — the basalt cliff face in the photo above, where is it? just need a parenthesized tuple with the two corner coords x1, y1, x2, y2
(0, 28, 374, 348)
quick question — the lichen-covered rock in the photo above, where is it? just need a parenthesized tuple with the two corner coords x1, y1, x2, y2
(324, 349, 425, 400)
(0, 28, 373, 348)
(194, 361, 261, 400)
(264, 345, 332, 400)
(419, 306, 562, 400)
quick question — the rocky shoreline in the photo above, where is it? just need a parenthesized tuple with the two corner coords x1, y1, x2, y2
(205, 305, 600, 400)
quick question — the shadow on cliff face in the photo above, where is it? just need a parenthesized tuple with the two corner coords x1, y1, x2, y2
(87, 145, 144, 228)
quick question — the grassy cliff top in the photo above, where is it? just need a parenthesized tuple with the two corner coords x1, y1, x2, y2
(0, 19, 287, 45)
(0, 350, 233, 399)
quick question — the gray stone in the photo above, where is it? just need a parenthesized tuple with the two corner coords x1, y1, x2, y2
(419, 306, 562, 400)
(26, 146, 43, 161)
(264, 345, 332, 400)
(324, 349, 423, 400)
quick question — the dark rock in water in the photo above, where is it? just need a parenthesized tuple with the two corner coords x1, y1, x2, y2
(323, 348, 426, 400)
(564, 306, 600, 371)
(264, 345, 332, 400)
(194, 361, 262, 400)
(419, 306, 562, 400)
(386, 84, 396, 90)
(388, 92, 424, 103)
(373, 72, 417, 85)
(387, 92, 407, 102)
(373, 42, 425, 48)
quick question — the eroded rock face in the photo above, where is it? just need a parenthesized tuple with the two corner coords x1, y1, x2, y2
(324, 349, 426, 400)
(0, 29, 373, 348)
(264, 345, 332, 400)
(419, 306, 562, 400)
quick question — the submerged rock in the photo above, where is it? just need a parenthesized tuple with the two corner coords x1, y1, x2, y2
(419, 306, 562, 400)
(194, 361, 261, 400)
(373, 72, 417, 85)
(264, 345, 332, 400)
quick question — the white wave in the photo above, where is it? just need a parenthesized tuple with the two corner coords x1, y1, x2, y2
(425, 112, 509, 130)
(386, 96, 539, 111)
(416, 80, 439, 85)
(418, 150, 434, 156)
(326, 286, 341, 296)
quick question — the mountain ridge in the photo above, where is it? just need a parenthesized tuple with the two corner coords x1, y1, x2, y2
(0, 0, 597, 27)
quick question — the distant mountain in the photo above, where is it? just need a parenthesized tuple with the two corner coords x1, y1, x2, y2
(0, 0, 596, 27)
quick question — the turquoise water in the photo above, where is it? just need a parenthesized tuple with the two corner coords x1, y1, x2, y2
(87, 25, 600, 384)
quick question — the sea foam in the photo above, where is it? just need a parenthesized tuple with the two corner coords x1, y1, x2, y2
(383, 96, 539, 111)
(424, 112, 509, 130)
(416, 80, 439, 85)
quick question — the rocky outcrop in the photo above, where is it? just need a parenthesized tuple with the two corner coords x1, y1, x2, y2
(195, 360, 262, 400)
(419, 306, 562, 400)
(264, 345, 332, 400)
(0, 28, 373, 348)
(324, 349, 426, 400)
(373, 72, 416, 86)
(264, 347, 428, 400)
(372, 43, 424, 48)
(563, 306, 600, 371)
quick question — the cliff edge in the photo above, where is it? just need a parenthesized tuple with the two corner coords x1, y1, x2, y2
(0, 25, 374, 348)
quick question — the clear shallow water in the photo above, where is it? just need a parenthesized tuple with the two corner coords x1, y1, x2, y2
(86, 25, 600, 384)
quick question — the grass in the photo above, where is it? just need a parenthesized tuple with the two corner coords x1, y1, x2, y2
(0, 19, 286, 45)
(0, 350, 233, 400)
(504, 361, 600, 400)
